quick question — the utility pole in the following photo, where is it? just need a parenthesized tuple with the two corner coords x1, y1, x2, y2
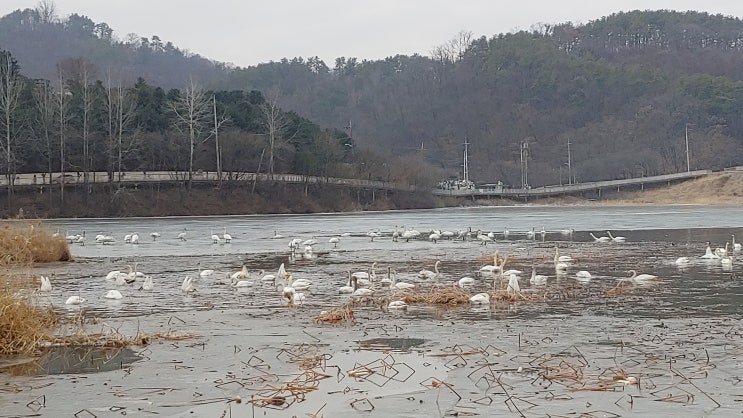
(462, 137, 470, 184)
(520, 140, 529, 189)
(567, 139, 572, 185)
(685, 124, 691, 172)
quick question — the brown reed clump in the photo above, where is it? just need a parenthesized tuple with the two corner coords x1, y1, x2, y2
(0, 222, 72, 266)
(314, 304, 355, 325)
(0, 291, 57, 355)
(398, 286, 472, 305)
(0, 221, 72, 355)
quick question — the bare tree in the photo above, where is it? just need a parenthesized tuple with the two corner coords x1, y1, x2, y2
(260, 95, 291, 178)
(171, 78, 210, 188)
(55, 68, 71, 203)
(32, 79, 56, 198)
(36, 0, 58, 24)
(206, 94, 229, 185)
(104, 73, 137, 184)
(0, 50, 23, 209)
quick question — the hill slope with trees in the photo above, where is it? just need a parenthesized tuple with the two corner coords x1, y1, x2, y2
(1, 5, 743, 217)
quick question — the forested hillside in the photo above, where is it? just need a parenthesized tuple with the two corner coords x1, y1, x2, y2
(2, 6, 743, 190)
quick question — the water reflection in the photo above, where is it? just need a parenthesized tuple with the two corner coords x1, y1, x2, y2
(1, 346, 141, 376)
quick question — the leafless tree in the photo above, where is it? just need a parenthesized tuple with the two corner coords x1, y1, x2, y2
(206, 94, 229, 185)
(32, 79, 56, 197)
(55, 68, 71, 203)
(36, 0, 57, 24)
(260, 94, 292, 179)
(104, 72, 137, 184)
(0, 51, 23, 208)
(171, 78, 210, 188)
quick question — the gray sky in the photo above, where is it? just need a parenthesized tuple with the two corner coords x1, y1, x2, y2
(2, 1, 742, 67)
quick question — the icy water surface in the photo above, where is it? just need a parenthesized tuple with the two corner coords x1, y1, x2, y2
(2, 205, 743, 417)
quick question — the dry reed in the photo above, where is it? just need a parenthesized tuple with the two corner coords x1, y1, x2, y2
(0, 292, 57, 355)
(0, 221, 71, 355)
(398, 286, 472, 305)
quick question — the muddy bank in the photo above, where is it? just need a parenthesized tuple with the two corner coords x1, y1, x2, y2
(5, 172, 743, 218)
(4, 182, 442, 218)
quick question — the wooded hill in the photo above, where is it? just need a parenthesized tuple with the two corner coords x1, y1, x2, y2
(2, 6, 743, 189)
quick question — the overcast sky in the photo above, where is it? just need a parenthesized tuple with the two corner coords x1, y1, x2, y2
(2, 1, 742, 67)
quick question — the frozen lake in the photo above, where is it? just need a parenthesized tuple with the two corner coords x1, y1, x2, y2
(2, 204, 743, 417)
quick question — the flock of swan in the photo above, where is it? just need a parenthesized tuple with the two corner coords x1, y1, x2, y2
(39, 226, 739, 312)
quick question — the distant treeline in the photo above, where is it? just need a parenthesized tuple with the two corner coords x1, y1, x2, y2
(2, 6, 743, 188)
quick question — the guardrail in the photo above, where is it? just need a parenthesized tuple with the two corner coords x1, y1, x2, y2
(0, 171, 416, 192)
(433, 170, 712, 198)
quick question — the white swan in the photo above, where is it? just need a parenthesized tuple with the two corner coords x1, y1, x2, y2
(39, 275, 52, 292)
(353, 285, 374, 297)
(210, 231, 221, 244)
(367, 230, 381, 241)
(418, 260, 441, 280)
(575, 271, 592, 282)
(181, 276, 196, 293)
(529, 267, 548, 285)
(554, 247, 573, 262)
(390, 270, 415, 290)
(526, 227, 536, 239)
(302, 237, 317, 246)
(230, 265, 249, 280)
(131, 233, 140, 244)
(198, 263, 215, 278)
(506, 273, 520, 294)
(113, 272, 133, 286)
(503, 227, 510, 239)
(429, 232, 441, 243)
(627, 269, 657, 283)
(104, 289, 123, 299)
(476, 232, 493, 245)
(65, 295, 85, 305)
(338, 271, 355, 294)
(177, 230, 187, 241)
(502, 269, 522, 276)
(127, 263, 145, 280)
(590, 232, 610, 243)
(675, 256, 690, 265)
(715, 243, 729, 257)
(285, 274, 312, 291)
(150, 232, 161, 241)
(141, 275, 154, 291)
(223, 227, 232, 243)
(231, 277, 254, 287)
(282, 287, 306, 305)
(733, 234, 741, 252)
(458, 276, 476, 287)
(387, 300, 408, 310)
(701, 242, 720, 259)
(470, 292, 490, 305)
(606, 231, 626, 243)
(329, 237, 340, 248)
(352, 262, 376, 287)
(271, 230, 285, 239)
(554, 249, 569, 272)
(479, 252, 501, 275)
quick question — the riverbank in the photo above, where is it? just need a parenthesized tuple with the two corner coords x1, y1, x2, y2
(2, 172, 740, 218)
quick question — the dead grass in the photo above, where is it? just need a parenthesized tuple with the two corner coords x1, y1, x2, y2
(397, 286, 472, 305)
(0, 221, 72, 355)
(0, 221, 71, 266)
(0, 292, 57, 355)
(608, 172, 743, 205)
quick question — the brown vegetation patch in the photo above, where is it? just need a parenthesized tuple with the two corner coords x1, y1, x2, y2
(0, 292, 57, 355)
(0, 222, 73, 355)
(0, 222, 71, 266)
(397, 286, 472, 305)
